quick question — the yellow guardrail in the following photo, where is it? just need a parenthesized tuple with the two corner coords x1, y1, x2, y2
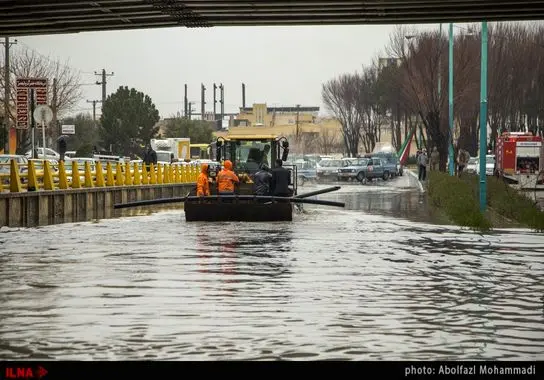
(0, 160, 200, 193)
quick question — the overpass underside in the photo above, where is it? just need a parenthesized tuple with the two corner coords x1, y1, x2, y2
(0, 1, 543, 36)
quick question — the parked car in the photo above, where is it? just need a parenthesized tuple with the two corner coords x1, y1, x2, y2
(286, 159, 317, 185)
(372, 151, 403, 176)
(0, 154, 29, 184)
(466, 157, 478, 174)
(316, 158, 352, 180)
(25, 147, 60, 160)
(63, 158, 96, 183)
(355, 157, 390, 184)
(475, 154, 496, 176)
(28, 158, 59, 175)
(65, 151, 77, 159)
(337, 157, 369, 181)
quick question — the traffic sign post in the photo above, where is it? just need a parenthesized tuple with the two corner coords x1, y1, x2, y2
(33, 105, 53, 158)
(30, 90, 35, 158)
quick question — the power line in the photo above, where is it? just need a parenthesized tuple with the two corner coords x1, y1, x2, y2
(14, 40, 94, 77)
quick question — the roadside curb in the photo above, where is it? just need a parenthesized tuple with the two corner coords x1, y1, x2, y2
(407, 169, 425, 193)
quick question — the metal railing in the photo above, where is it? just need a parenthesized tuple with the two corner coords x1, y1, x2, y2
(0, 160, 200, 193)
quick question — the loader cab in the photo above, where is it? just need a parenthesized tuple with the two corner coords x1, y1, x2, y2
(210, 134, 294, 195)
(212, 135, 290, 175)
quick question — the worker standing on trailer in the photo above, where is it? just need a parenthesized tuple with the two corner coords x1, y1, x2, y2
(196, 163, 211, 197)
(252, 164, 272, 196)
(271, 159, 291, 197)
(217, 160, 239, 195)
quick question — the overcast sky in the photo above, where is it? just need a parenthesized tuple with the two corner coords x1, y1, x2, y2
(14, 23, 441, 119)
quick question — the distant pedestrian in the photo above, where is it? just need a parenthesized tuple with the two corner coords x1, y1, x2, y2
(457, 148, 469, 177)
(417, 149, 428, 181)
(57, 136, 67, 162)
(142, 144, 157, 171)
(430, 146, 439, 171)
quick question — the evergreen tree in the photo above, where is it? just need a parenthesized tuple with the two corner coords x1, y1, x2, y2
(163, 117, 214, 143)
(99, 86, 160, 156)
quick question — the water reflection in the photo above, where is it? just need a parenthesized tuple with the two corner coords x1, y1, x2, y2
(311, 184, 438, 224)
(195, 226, 293, 300)
(0, 182, 543, 360)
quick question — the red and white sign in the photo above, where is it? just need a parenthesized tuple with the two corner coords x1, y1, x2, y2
(35, 87, 48, 105)
(15, 77, 49, 129)
(16, 88, 29, 129)
(16, 77, 47, 89)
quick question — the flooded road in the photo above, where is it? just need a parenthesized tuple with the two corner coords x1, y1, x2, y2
(1, 175, 543, 360)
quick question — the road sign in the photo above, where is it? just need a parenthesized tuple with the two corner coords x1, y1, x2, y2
(61, 124, 75, 134)
(16, 78, 47, 89)
(33, 105, 53, 125)
(35, 87, 48, 105)
(15, 77, 49, 129)
(16, 88, 29, 129)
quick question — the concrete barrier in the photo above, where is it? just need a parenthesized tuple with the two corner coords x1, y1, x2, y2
(0, 183, 195, 228)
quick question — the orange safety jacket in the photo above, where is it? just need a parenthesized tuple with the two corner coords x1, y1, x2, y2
(196, 173, 210, 196)
(217, 169, 239, 193)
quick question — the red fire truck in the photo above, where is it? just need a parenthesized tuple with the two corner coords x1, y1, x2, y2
(495, 131, 544, 188)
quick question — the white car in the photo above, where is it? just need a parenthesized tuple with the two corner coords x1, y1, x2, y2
(316, 158, 352, 179)
(466, 157, 478, 173)
(25, 147, 60, 160)
(475, 155, 495, 176)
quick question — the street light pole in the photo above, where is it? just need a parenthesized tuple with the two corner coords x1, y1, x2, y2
(479, 21, 489, 212)
(448, 23, 455, 176)
(438, 24, 442, 100)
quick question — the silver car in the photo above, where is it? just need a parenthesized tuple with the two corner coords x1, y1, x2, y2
(0, 154, 29, 184)
(316, 158, 352, 180)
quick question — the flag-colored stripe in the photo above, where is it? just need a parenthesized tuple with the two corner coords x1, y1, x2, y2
(397, 127, 416, 165)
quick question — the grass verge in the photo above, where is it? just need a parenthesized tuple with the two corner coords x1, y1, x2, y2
(427, 171, 544, 232)
(427, 171, 492, 232)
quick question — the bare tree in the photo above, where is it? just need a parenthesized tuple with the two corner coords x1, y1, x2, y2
(357, 64, 388, 154)
(316, 127, 342, 155)
(0, 46, 82, 152)
(322, 73, 364, 157)
(288, 131, 319, 155)
(452, 29, 480, 156)
(387, 29, 452, 170)
(375, 61, 404, 151)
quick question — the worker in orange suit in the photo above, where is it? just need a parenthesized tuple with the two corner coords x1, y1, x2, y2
(216, 160, 239, 195)
(196, 163, 210, 196)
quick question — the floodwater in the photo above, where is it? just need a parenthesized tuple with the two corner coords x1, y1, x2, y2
(0, 174, 543, 360)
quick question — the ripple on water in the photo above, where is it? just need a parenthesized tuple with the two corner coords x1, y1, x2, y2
(0, 188, 543, 360)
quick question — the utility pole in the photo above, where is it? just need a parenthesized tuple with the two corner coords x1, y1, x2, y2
(219, 83, 224, 121)
(30, 89, 35, 158)
(201, 83, 206, 120)
(94, 69, 114, 108)
(184, 84, 188, 118)
(213, 83, 217, 119)
(2, 37, 17, 153)
(51, 78, 58, 146)
(295, 104, 300, 143)
(188, 101, 193, 120)
(86, 100, 101, 122)
(479, 21, 489, 212)
(448, 23, 455, 176)
(242, 83, 246, 109)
